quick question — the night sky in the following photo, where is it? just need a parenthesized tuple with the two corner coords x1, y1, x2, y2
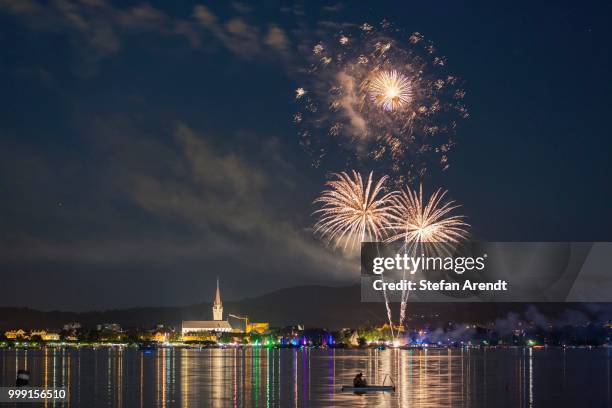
(1, 0, 611, 310)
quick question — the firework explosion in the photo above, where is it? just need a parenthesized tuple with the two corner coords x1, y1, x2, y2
(295, 21, 468, 182)
(368, 70, 412, 111)
(313, 172, 470, 335)
(313, 171, 396, 251)
(386, 184, 469, 244)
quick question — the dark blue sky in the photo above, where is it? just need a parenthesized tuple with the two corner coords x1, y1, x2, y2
(1, 0, 611, 310)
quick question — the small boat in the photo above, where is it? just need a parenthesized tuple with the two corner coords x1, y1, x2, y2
(342, 374, 395, 392)
(341, 385, 395, 392)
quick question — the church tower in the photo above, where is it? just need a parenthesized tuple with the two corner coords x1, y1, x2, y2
(212, 278, 223, 321)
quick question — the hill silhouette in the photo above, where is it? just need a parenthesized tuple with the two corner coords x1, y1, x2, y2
(0, 284, 593, 330)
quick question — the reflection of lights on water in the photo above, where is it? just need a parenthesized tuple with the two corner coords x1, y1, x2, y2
(2, 345, 566, 406)
(528, 348, 533, 407)
(293, 350, 298, 407)
(211, 348, 224, 408)
(118, 348, 124, 408)
(140, 352, 144, 408)
(66, 350, 71, 404)
(266, 348, 271, 407)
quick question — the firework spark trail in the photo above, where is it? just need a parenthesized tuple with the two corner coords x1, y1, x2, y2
(295, 21, 469, 181)
(313, 170, 397, 336)
(380, 274, 395, 339)
(313, 171, 396, 251)
(386, 184, 469, 327)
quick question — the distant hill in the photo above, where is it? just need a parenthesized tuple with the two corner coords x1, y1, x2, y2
(0, 284, 599, 330)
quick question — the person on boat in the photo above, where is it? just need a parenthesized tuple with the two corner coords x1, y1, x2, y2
(353, 372, 367, 387)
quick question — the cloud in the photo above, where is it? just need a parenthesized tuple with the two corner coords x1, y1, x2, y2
(322, 3, 345, 12)
(121, 123, 350, 279)
(231, 2, 252, 14)
(265, 24, 291, 51)
(192, 5, 291, 58)
(116, 4, 167, 30)
(0, 0, 46, 23)
(1, 1, 351, 76)
(125, 124, 268, 234)
(0, 1, 297, 70)
(0, 121, 353, 284)
(0, 1, 201, 73)
(191, 4, 217, 26)
(336, 71, 368, 136)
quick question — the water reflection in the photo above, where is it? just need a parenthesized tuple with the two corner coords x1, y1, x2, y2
(0, 347, 610, 407)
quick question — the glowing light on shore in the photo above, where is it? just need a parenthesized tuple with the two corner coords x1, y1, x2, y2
(369, 70, 412, 111)
(313, 171, 395, 250)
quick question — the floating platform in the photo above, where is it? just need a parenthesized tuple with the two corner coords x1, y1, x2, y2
(340, 385, 395, 392)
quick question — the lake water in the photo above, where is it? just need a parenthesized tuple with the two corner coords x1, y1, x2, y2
(0, 347, 610, 407)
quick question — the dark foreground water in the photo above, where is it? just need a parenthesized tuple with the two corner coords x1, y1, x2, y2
(0, 347, 611, 407)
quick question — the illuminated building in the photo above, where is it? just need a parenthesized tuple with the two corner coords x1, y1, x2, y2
(4, 329, 26, 339)
(29, 330, 60, 341)
(212, 277, 223, 321)
(227, 313, 270, 334)
(152, 330, 169, 343)
(247, 322, 270, 334)
(182, 279, 232, 337)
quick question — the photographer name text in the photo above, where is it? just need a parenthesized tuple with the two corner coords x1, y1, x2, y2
(373, 279, 508, 292)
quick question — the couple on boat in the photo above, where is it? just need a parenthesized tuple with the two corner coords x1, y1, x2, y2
(353, 372, 367, 388)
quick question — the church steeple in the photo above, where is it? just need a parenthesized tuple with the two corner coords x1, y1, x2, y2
(213, 277, 223, 321)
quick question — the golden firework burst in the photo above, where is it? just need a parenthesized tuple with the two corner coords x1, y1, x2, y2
(314, 171, 396, 250)
(368, 70, 412, 111)
(386, 184, 468, 244)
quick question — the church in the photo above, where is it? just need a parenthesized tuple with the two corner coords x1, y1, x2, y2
(181, 279, 233, 336)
